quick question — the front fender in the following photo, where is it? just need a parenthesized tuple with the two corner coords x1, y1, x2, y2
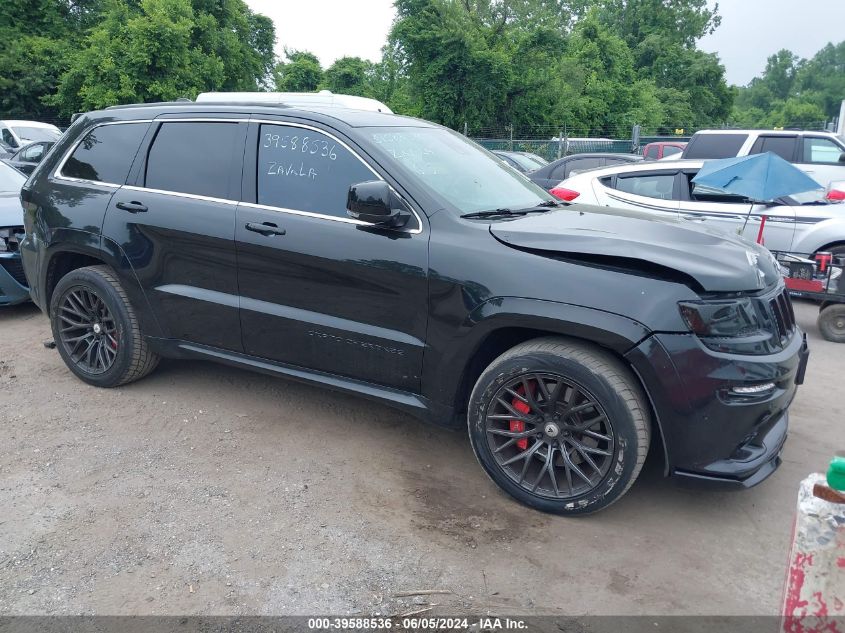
(791, 217, 845, 254)
(421, 295, 651, 411)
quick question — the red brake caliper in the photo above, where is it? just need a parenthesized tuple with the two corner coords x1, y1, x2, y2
(510, 384, 532, 450)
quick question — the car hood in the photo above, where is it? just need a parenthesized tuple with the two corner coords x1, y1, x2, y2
(489, 204, 781, 292)
(0, 191, 24, 227)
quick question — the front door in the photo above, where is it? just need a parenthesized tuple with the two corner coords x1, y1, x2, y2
(103, 119, 247, 351)
(235, 120, 429, 392)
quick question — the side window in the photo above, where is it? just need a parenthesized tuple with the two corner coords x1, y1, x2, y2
(644, 146, 659, 159)
(2, 128, 18, 148)
(749, 135, 797, 161)
(663, 145, 683, 157)
(257, 124, 374, 217)
(565, 157, 603, 177)
(21, 144, 44, 162)
(614, 173, 675, 200)
(688, 178, 750, 204)
(145, 122, 240, 199)
(62, 123, 148, 184)
(550, 162, 569, 180)
(683, 134, 748, 159)
(803, 137, 844, 164)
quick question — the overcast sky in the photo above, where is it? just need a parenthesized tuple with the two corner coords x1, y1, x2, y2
(245, 0, 845, 87)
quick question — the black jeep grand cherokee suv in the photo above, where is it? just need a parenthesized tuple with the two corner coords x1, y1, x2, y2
(20, 102, 809, 515)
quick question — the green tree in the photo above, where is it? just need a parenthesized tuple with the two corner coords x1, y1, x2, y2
(390, 0, 513, 131)
(274, 50, 323, 92)
(0, 0, 102, 120)
(323, 57, 373, 97)
(47, 0, 274, 116)
(594, 0, 720, 49)
(732, 42, 843, 128)
(794, 42, 845, 119)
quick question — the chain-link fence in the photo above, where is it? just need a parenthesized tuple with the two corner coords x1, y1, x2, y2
(470, 125, 693, 161)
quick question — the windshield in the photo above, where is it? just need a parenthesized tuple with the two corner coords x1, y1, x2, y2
(508, 153, 544, 172)
(0, 161, 26, 192)
(523, 153, 549, 167)
(12, 126, 60, 142)
(362, 126, 554, 214)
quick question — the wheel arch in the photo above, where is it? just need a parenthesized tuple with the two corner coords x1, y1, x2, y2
(814, 239, 845, 255)
(42, 240, 163, 339)
(43, 246, 108, 315)
(455, 326, 668, 478)
(431, 298, 668, 472)
(790, 220, 845, 255)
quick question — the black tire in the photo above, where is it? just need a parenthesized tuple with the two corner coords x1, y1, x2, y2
(818, 304, 845, 343)
(49, 265, 159, 387)
(825, 244, 845, 262)
(467, 337, 650, 516)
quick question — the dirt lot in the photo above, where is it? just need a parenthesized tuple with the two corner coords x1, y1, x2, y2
(0, 299, 840, 616)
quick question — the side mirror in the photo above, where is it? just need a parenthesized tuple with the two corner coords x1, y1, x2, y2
(838, 152, 845, 163)
(346, 180, 411, 228)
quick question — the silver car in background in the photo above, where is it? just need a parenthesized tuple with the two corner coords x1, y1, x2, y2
(554, 159, 845, 258)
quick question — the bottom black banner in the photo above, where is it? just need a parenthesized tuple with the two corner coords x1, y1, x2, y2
(0, 616, 841, 633)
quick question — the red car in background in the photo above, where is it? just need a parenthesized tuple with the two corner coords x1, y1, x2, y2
(642, 141, 687, 160)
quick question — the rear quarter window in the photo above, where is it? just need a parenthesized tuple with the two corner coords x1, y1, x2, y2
(683, 134, 748, 159)
(61, 123, 148, 184)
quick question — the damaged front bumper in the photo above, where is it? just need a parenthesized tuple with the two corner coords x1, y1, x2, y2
(625, 327, 808, 489)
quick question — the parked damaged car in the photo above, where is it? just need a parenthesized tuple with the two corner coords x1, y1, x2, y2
(0, 160, 28, 306)
(21, 100, 809, 515)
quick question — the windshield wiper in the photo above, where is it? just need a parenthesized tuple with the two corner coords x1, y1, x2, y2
(460, 208, 519, 219)
(460, 206, 554, 219)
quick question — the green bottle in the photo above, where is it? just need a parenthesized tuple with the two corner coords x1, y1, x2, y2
(827, 455, 845, 491)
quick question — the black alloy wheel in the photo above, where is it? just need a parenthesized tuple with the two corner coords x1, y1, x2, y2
(484, 373, 615, 499)
(49, 265, 159, 387)
(468, 337, 650, 515)
(57, 287, 119, 375)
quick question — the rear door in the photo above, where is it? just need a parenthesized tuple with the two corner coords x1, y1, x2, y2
(103, 117, 247, 351)
(234, 119, 429, 392)
(678, 171, 796, 250)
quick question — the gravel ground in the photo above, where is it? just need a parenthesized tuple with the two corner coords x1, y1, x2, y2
(0, 299, 840, 616)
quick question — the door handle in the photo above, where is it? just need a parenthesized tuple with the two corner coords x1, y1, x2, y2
(245, 221, 286, 237)
(682, 214, 706, 221)
(116, 201, 148, 213)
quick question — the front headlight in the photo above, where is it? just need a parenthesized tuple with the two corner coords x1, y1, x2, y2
(679, 299, 776, 354)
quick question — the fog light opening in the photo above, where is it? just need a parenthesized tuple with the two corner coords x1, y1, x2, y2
(731, 382, 776, 396)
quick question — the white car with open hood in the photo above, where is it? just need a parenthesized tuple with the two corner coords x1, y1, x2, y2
(552, 159, 845, 258)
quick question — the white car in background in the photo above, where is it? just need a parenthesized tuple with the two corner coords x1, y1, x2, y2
(0, 120, 62, 151)
(553, 159, 845, 258)
(681, 129, 845, 188)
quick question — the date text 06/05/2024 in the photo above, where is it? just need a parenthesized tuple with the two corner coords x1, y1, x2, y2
(306, 617, 528, 630)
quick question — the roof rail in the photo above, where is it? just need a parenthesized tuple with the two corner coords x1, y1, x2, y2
(195, 90, 393, 113)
